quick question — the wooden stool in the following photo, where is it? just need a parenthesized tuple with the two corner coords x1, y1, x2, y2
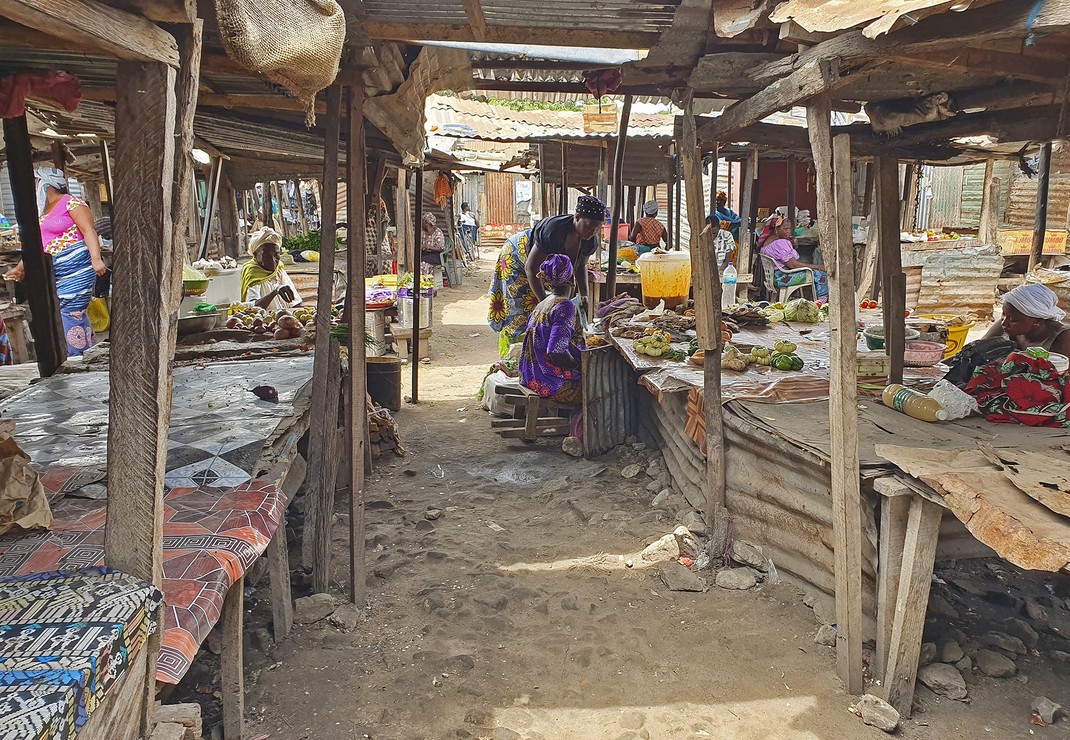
(492, 384, 575, 442)
(388, 322, 432, 357)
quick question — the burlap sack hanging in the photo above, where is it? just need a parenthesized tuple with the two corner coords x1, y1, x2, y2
(213, 0, 346, 125)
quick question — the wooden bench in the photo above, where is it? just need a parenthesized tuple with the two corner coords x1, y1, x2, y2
(388, 322, 432, 356)
(492, 384, 576, 442)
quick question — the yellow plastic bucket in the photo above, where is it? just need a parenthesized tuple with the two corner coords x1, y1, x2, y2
(919, 314, 975, 358)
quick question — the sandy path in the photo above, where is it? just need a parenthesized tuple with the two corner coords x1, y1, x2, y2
(242, 255, 1065, 739)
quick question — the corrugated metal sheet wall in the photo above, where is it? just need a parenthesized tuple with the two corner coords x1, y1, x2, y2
(901, 244, 1003, 317)
(1008, 149, 1070, 229)
(927, 161, 1015, 230)
(485, 171, 518, 225)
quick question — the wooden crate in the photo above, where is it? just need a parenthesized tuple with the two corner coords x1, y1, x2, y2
(583, 103, 618, 134)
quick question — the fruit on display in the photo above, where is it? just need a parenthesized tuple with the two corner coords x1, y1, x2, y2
(722, 343, 749, 371)
(633, 331, 686, 361)
(224, 305, 332, 339)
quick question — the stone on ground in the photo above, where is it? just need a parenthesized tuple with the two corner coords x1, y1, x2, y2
(730, 540, 767, 571)
(917, 663, 967, 700)
(621, 464, 643, 479)
(651, 489, 673, 508)
(562, 436, 583, 457)
(919, 642, 937, 667)
(974, 649, 1017, 678)
(814, 624, 837, 647)
(1004, 618, 1040, 650)
(715, 568, 757, 591)
(928, 593, 959, 620)
(328, 602, 364, 631)
(983, 631, 1027, 655)
(295, 593, 337, 625)
(955, 656, 972, 674)
(855, 694, 900, 732)
(673, 526, 701, 558)
(1032, 697, 1062, 725)
(659, 561, 706, 592)
(677, 510, 706, 535)
(640, 532, 681, 563)
(939, 639, 965, 664)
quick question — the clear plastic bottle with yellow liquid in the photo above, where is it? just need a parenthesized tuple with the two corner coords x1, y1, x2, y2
(882, 384, 948, 422)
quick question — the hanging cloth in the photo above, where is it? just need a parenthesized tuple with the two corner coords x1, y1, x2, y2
(433, 173, 453, 208)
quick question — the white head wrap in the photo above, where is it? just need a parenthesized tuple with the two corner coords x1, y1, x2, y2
(642, 200, 658, 216)
(1003, 283, 1065, 322)
(248, 227, 282, 256)
(35, 165, 67, 213)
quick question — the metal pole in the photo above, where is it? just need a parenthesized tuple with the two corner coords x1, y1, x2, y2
(1029, 141, 1053, 271)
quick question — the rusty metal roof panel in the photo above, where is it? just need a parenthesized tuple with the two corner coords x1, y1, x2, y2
(901, 244, 1002, 317)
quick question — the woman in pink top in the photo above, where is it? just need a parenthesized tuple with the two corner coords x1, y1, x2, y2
(759, 215, 828, 300)
(4, 166, 106, 356)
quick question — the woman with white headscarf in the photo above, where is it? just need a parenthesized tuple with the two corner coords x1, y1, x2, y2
(628, 200, 669, 254)
(240, 227, 302, 310)
(982, 283, 1070, 355)
(3, 166, 106, 357)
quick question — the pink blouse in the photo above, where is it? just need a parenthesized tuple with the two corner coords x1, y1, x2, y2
(760, 238, 799, 269)
(39, 194, 86, 255)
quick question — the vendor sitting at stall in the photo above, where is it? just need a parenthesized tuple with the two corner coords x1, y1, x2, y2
(759, 215, 828, 300)
(520, 255, 584, 405)
(629, 200, 669, 254)
(982, 283, 1070, 355)
(711, 190, 741, 241)
(241, 227, 302, 310)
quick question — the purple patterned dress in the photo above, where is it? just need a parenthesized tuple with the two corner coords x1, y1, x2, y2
(520, 295, 584, 404)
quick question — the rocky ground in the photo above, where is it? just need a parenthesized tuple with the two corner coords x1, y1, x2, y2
(171, 255, 1070, 739)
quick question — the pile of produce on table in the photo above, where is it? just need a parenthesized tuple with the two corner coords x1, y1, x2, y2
(781, 298, 822, 323)
(713, 340, 807, 372)
(225, 304, 334, 340)
(632, 330, 686, 361)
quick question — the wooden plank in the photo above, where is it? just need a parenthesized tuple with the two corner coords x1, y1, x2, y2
(876, 155, 904, 385)
(699, 57, 843, 141)
(881, 47, 1068, 85)
(2, 115, 65, 376)
(1030, 141, 1053, 272)
(220, 578, 245, 740)
(410, 168, 424, 399)
(107, 0, 195, 22)
(875, 493, 910, 680)
(460, 0, 487, 41)
(79, 646, 149, 740)
(786, 155, 797, 224)
(807, 93, 863, 694)
(266, 524, 292, 641)
(979, 172, 1000, 246)
(360, 21, 658, 49)
(198, 156, 222, 259)
(523, 395, 540, 441)
(606, 94, 633, 298)
(218, 168, 240, 258)
(0, 0, 180, 65)
(681, 95, 726, 547)
(737, 148, 756, 277)
(882, 496, 943, 718)
(304, 84, 342, 590)
(346, 82, 369, 605)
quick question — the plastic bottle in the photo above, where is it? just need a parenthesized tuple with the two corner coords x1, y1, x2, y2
(721, 262, 737, 309)
(882, 384, 948, 422)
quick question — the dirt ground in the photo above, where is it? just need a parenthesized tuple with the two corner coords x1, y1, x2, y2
(224, 255, 1069, 739)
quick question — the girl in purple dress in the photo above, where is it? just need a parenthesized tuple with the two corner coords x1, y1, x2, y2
(520, 255, 584, 405)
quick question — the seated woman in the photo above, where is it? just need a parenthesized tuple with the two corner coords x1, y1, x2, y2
(420, 213, 446, 268)
(982, 283, 1070, 355)
(629, 200, 669, 254)
(241, 227, 302, 310)
(520, 255, 584, 405)
(759, 215, 828, 301)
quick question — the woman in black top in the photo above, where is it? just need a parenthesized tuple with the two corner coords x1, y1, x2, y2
(524, 195, 605, 313)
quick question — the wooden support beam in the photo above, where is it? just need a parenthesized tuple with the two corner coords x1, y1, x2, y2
(260, 181, 271, 230)
(218, 168, 240, 258)
(266, 525, 292, 641)
(460, 0, 488, 41)
(737, 148, 756, 277)
(786, 155, 797, 223)
(559, 143, 568, 212)
(107, 0, 194, 23)
(875, 493, 911, 680)
(877, 156, 905, 385)
(2, 115, 66, 376)
(698, 57, 844, 141)
(882, 496, 943, 717)
(305, 85, 343, 592)
(682, 97, 727, 554)
(361, 21, 658, 49)
(979, 171, 1001, 247)
(881, 47, 1069, 84)
(198, 156, 222, 259)
(410, 168, 424, 400)
(345, 82, 369, 604)
(687, 52, 788, 94)
(808, 92, 863, 695)
(0, 0, 180, 66)
(900, 163, 917, 232)
(99, 140, 114, 218)
(606, 95, 632, 299)
(220, 578, 245, 740)
(1030, 141, 1053, 272)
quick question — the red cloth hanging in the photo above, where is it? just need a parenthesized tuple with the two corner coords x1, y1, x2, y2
(0, 71, 82, 119)
(583, 69, 622, 99)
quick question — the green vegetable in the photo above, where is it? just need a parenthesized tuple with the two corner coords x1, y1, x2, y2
(687, 337, 699, 357)
(1026, 347, 1051, 360)
(783, 298, 821, 323)
(772, 353, 805, 371)
(282, 230, 342, 253)
(663, 347, 686, 362)
(193, 302, 217, 314)
(774, 340, 798, 354)
(328, 323, 377, 349)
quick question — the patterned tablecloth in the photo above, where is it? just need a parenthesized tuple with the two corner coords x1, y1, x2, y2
(0, 567, 162, 740)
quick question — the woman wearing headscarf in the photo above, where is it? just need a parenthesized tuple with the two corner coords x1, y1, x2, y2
(520, 255, 584, 405)
(241, 227, 302, 310)
(420, 213, 445, 267)
(712, 191, 741, 241)
(3, 166, 106, 357)
(629, 200, 669, 254)
(488, 196, 605, 358)
(982, 283, 1070, 355)
(759, 215, 828, 300)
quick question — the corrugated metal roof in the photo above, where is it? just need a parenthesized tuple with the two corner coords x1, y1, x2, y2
(901, 244, 1003, 317)
(426, 94, 675, 142)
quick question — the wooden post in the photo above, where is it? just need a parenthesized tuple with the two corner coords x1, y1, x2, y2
(410, 168, 424, 401)
(220, 578, 245, 740)
(708, 152, 717, 217)
(666, 162, 675, 250)
(396, 168, 410, 272)
(737, 149, 757, 277)
(272, 181, 289, 237)
(877, 156, 905, 385)
(345, 83, 369, 604)
(899, 163, 917, 232)
(260, 181, 272, 230)
(296, 180, 310, 235)
(559, 142, 568, 213)
(2, 115, 66, 376)
(674, 161, 682, 248)
(606, 95, 632, 299)
(305, 85, 343, 592)
(858, 170, 880, 300)
(1029, 141, 1053, 271)
(99, 140, 115, 218)
(681, 96, 726, 552)
(807, 93, 863, 695)
(218, 168, 240, 258)
(786, 155, 797, 224)
(106, 19, 202, 737)
(980, 176, 1001, 247)
(625, 185, 636, 230)
(198, 156, 221, 259)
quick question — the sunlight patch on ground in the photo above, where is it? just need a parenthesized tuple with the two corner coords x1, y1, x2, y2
(498, 550, 665, 573)
(493, 697, 823, 740)
(440, 296, 492, 324)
